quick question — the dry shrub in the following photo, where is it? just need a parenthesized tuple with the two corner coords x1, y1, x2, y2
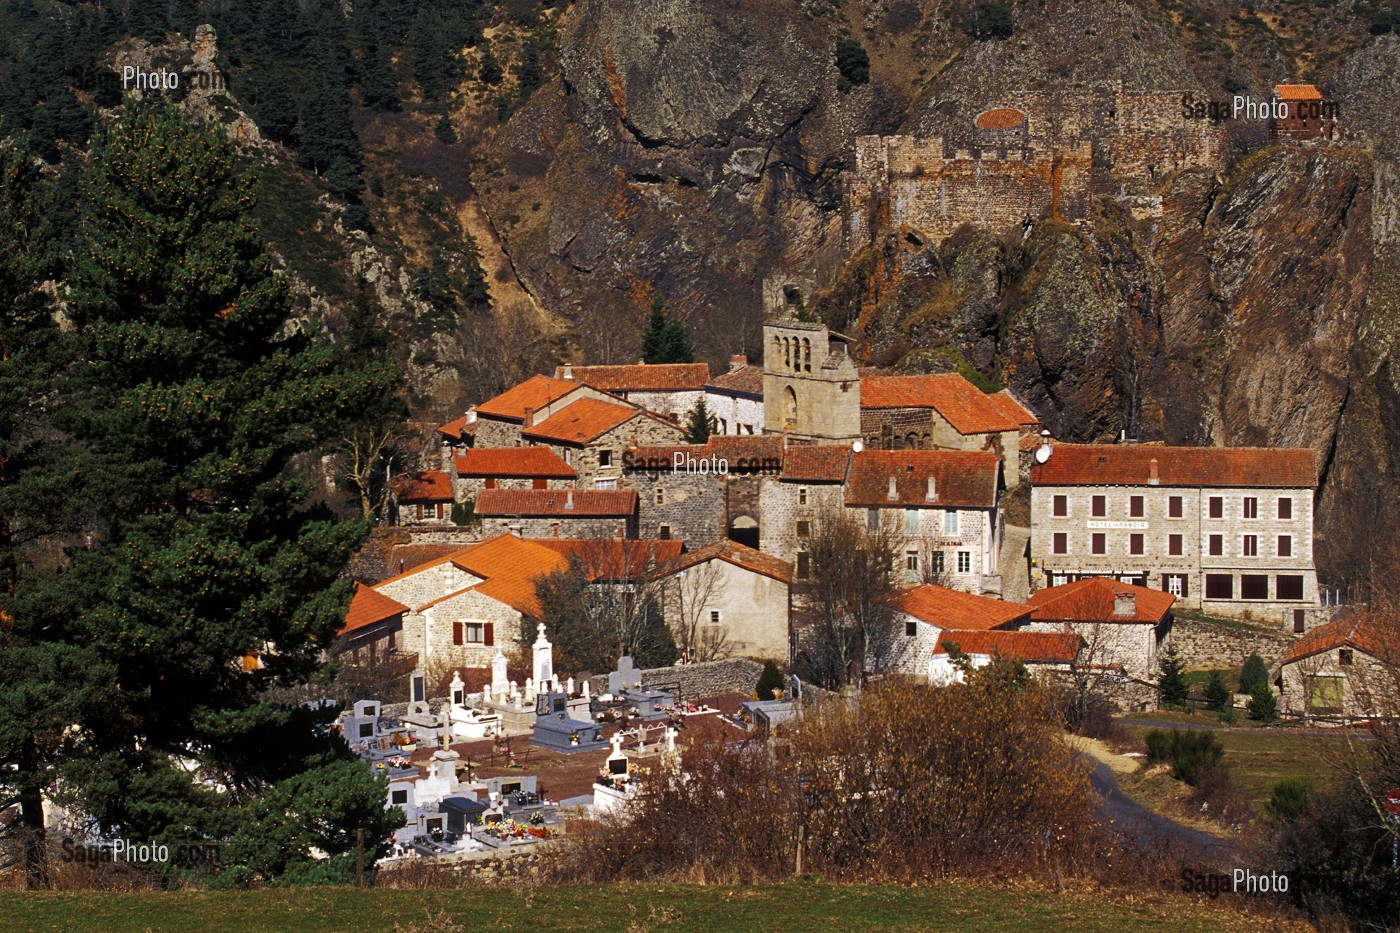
(1187, 767, 1251, 827)
(545, 663, 1112, 886)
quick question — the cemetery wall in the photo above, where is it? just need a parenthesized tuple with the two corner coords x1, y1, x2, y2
(589, 657, 765, 700)
(1166, 616, 1297, 672)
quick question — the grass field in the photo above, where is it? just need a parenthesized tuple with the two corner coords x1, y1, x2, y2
(0, 881, 1299, 932)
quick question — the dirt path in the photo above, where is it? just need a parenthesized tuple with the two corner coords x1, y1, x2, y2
(1083, 755, 1241, 868)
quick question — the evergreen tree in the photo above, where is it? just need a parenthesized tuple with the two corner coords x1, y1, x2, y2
(1247, 682, 1279, 722)
(1158, 644, 1189, 708)
(434, 111, 458, 144)
(756, 660, 785, 700)
(358, 40, 401, 111)
(685, 396, 712, 445)
(478, 42, 504, 86)
(411, 8, 461, 101)
(516, 38, 543, 99)
(1238, 652, 1270, 696)
(461, 235, 490, 310)
(641, 294, 694, 364)
(1204, 670, 1230, 712)
(38, 104, 394, 873)
(834, 38, 870, 90)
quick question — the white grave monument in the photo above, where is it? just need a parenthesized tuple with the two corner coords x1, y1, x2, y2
(491, 650, 509, 698)
(533, 622, 555, 687)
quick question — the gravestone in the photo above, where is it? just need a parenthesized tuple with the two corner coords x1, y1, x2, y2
(608, 656, 640, 695)
(533, 622, 554, 687)
(530, 689, 607, 753)
(491, 650, 509, 697)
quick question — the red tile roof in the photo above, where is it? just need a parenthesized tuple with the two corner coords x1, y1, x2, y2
(393, 470, 454, 502)
(475, 376, 582, 421)
(449, 534, 571, 615)
(986, 390, 1039, 426)
(886, 584, 1032, 630)
(976, 108, 1026, 130)
(781, 446, 852, 482)
(1276, 84, 1322, 101)
(1281, 612, 1400, 666)
(861, 374, 1025, 434)
(934, 629, 1082, 663)
(557, 363, 710, 391)
(705, 364, 765, 397)
(1028, 577, 1175, 624)
(474, 488, 638, 517)
(1029, 444, 1318, 488)
(436, 414, 478, 442)
(659, 539, 794, 584)
(845, 450, 999, 508)
(535, 538, 685, 580)
(341, 583, 410, 635)
(522, 398, 642, 445)
(454, 447, 576, 478)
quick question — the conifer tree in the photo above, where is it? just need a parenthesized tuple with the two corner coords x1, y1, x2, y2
(686, 396, 712, 445)
(1158, 644, 1189, 708)
(641, 294, 694, 364)
(36, 103, 395, 872)
(1204, 670, 1230, 712)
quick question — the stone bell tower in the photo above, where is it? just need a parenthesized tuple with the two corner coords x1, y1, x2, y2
(762, 311, 861, 445)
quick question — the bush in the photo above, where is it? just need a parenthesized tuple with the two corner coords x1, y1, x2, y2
(756, 660, 785, 700)
(1061, 689, 1122, 741)
(1247, 682, 1278, 722)
(1189, 766, 1251, 824)
(1204, 671, 1230, 712)
(1266, 777, 1314, 822)
(834, 38, 870, 90)
(1239, 653, 1270, 695)
(972, 1, 1014, 39)
(1143, 728, 1226, 785)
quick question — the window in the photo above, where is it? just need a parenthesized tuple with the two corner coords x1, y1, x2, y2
(866, 508, 879, 532)
(709, 610, 721, 625)
(956, 551, 971, 574)
(484, 478, 498, 490)
(943, 509, 959, 535)
(1208, 534, 1223, 556)
(1129, 495, 1144, 518)
(931, 551, 945, 574)
(455, 622, 487, 645)
(1168, 534, 1183, 556)
(1240, 574, 1268, 600)
(533, 478, 547, 489)
(905, 551, 919, 573)
(1243, 496, 1258, 519)
(564, 449, 573, 465)
(655, 488, 665, 505)
(1242, 535, 1258, 557)
(1129, 533, 1144, 555)
(905, 620, 918, 637)
(798, 487, 808, 506)
(1053, 532, 1067, 554)
(415, 504, 424, 521)
(659, 524, 671, 540)
(1164, 574, 1188, 597)
(1168, 496, 1183, 518)
(1276, 575, 1304, 600)
(1053, 494, 1068, 517)
(1091, 533, 1106, 555)
(796, 520, 810, 538)
(1208, 496, 1223, 519)
(1205, 574, 1234, 599)
(1339, 648, 1354, 666)
(598, 449, 613, 467)
(796, 552, 810, 578)
(390, 789, 408, 806)
(1092, 495, 1106, 517)
(905, 508, 919, 535)
(1277, 535, 1292, 557)
(1278, 497, 1293, 520)
(1293, 609, 1306, 634)
(594, 478, 616, 490)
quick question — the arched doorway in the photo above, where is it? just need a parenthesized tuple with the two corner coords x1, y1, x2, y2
(729, 515, 759, 550)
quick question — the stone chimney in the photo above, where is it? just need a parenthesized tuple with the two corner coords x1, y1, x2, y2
(1148, 458, 1160, 486)
(1113, 591, 1136, 618)
(729, 354, 748, 372)
(565, 489, 574, 510)
(925, 477, 937, 502)
(524, 406, 535, 427)
(466, 408, 477, 424)
(562, 364, 574, 380)
(887, 476, 898, 501)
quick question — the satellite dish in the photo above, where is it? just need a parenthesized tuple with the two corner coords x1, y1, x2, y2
(852, 440, 864, 453)
(1034, 444, 1053, 464)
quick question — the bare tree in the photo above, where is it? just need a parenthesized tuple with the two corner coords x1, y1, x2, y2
(334, 424, 409, 519)
(795, 506, 902, 689)
(660, 558, 730, 663)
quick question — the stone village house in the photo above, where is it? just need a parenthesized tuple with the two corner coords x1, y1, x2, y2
(1023, 577, 1175, 680)
(1277, 613, 1400, 719)
(554, 362, 710, 422)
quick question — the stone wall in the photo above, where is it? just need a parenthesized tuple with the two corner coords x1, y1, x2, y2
(478, 515, 635, 540)
(758, 478, 845, 566)
(627, 471, 726, 545)
(588, 657, 765, 700)
(1165, 617, 1297, 671)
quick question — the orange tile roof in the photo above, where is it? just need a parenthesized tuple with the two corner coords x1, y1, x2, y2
(474, 488, 638, 517)
(1276, 84, 1322, 101)
(626, 436, 786, 471)
(845, 450, 999, 508)
(1281, 612, 1400, 666)
(986, 390, 1039, 426)
(659, 539, 794, 584)
(558, 363, 710, 391)
(379, 544, 466, 582)
(449, 534, 571, 615)
(535, 539, 685, 580)
(781, 446, 852, 482)
(861, 374, 1024, 434)
(976, 108, 1026, 130)
(886, 584, 1032, 630)
(341, 583, 410, 635)
(475, 376, 582, 421)
(1028, 577, 1175, 624)
(436, 415, 478, 441)
(522, 398, 641, 445)
(393, 470, 454, 501)
(934, 629, 1082, 663)
(454, 447, 576, 478)
(705, 364, 764, 397)
(1030, 444, 1318, 488)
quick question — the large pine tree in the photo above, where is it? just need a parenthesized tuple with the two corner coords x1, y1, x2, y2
(15, 104, 395, 880)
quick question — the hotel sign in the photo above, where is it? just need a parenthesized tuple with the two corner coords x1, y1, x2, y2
(1086, 521, 1148, 530)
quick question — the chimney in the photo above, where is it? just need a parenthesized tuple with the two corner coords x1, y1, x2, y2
(563, 364, 574, 380)
(729, 354, 748, 372)
(565, 489, 574, 510)
(887, 476, 898, 501)
(1148, 458, 1160, 486)
(1113, 591, 1136, 618)
(925, 476, 938, 502)
(466, 408, 477, 424)
(524, 406, 535, 427)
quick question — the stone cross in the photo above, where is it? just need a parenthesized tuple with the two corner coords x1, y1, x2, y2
(566, 676, 575, 696)
(524, 677, 535, 702)
(610, 732, 625, 758)
(608, 656, 638, 696)
(664, 726, 677, 753)
(582, 679, 591, 699)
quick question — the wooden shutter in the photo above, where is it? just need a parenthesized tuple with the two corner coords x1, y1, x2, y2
(416, 504, 424, 520)
(484, 622, 494, 646)
(453, 621, 463, 645)
(533, 478, 547, 489)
